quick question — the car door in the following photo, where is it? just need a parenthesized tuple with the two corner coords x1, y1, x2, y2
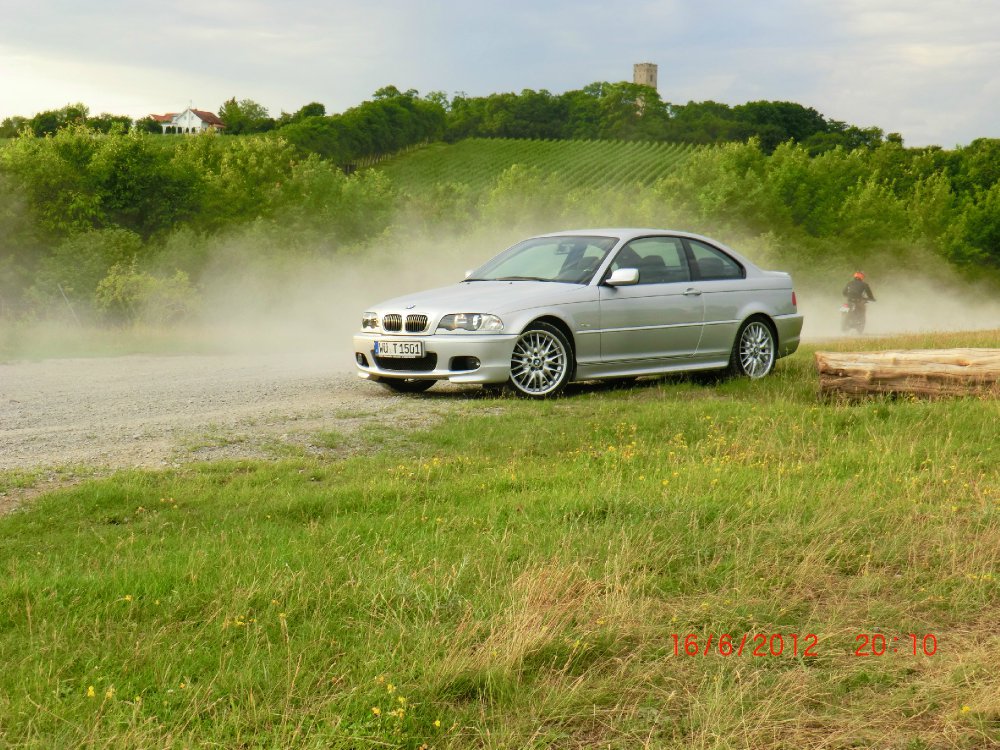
(683, 238, 747, 359)
(599, 236, 705, 362)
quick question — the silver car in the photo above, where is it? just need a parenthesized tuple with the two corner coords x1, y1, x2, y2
(353, 229, 803, 397)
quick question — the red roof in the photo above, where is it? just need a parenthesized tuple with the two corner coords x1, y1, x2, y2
(147, 109, 225, 127)
(192, 109, 224, 126)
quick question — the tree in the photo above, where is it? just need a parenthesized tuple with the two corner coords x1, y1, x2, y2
(275, 102, 326, 127)
(0, 116, 28, 138)
(218, 98, 274, 134)
(85, 113, 133, 134)
(133, 116, 162, 134)
(372, 85, 418, 100)
(277, 92, 445, 165)
(27, 103, 90, 136)
(423, 91, 450, 111)
(953, 138, 1000, 195)
(733, 101, 828, 150)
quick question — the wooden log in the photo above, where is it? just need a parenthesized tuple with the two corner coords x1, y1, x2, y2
(814, 348, 1000, 398)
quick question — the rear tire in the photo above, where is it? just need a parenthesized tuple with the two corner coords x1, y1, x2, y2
(378, 378, 436, 394)
(728, 318, 776, 379)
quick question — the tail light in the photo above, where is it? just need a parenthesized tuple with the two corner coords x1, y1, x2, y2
(792, 291, 797, 308)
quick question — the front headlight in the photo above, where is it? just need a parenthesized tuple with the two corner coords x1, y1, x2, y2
(437, 313, 504, 333)
(361, 311, 380, 330)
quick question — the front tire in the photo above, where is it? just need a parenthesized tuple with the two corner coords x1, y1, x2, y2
(508, 322, 573, 398)
(378, 378, 436, 394)
(728, 318, 776, 379)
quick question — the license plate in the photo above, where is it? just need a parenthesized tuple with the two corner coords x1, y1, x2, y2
(374, 340, 424, 358)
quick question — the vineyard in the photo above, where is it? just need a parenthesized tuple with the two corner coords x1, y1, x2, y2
(377, 137, 698, 194)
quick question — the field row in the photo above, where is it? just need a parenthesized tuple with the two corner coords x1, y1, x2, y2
(378, 137, 697, 193)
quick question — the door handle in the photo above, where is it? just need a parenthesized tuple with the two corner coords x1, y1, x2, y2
(683, 288, 702, 296)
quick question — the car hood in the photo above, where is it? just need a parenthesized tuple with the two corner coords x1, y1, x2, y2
(369, 280, 592, 316)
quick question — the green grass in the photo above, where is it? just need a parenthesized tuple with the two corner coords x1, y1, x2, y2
(1, 332, 998, 748)
(378, 137, 697, 195)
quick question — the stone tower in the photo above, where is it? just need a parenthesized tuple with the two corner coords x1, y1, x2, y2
(633, 62, 658, 91)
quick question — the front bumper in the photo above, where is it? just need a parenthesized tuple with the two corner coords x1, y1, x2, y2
(352, 332, 519, 384)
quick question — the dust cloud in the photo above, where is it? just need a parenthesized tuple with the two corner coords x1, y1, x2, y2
(195, 227, 999, 363)
(7, 223, 996, 368)
(797, 271, 1000, 341)
(194, 226, 527, 371)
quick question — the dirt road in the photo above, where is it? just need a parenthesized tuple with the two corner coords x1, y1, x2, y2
(0, 351, 474, 477)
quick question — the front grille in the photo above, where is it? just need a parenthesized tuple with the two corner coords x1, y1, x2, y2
(405, 314, 428, 332)
(382, 314, 402, 331)
(373, 353, 438, 372)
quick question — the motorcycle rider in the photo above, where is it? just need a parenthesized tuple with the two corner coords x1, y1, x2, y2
(841, 271, 875, 333)
(843, 271, 876, 303)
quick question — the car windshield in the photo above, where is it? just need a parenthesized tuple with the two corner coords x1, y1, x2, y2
(466, 236, 619, 284)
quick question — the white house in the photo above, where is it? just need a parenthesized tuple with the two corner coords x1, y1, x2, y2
(150, 108, 225, 134)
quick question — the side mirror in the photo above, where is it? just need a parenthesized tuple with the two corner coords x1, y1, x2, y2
(605, 268, 639, 286)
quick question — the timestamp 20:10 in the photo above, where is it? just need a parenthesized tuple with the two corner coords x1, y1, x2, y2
(854, 633, 938, 656)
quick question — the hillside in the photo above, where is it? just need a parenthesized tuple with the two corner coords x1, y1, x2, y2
(377, 137, 697, 194)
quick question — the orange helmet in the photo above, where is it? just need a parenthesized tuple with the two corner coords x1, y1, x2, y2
(853, 271, 865, 280)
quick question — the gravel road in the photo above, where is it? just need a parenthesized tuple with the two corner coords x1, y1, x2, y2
(0, 351, 476, 479)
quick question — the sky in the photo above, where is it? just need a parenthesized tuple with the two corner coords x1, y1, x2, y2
(1, 0, 998, 147)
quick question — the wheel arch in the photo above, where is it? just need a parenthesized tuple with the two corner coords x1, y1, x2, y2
(523, 315, 577, 358)
(740, 311, 778, 340)
(731, 294, 785, 347)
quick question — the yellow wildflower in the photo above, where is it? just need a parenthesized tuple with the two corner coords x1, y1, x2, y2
(86, 685, 96, 698)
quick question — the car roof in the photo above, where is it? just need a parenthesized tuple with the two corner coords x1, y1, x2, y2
(535, 228, 713, 243)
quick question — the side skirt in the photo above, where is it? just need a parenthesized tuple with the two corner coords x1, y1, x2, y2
(574, 357, 731, 381)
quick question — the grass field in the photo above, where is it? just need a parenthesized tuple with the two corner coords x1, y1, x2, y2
(1, 331, 998, 749)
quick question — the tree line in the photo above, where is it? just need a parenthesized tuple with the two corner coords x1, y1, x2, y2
(2, 82, 902, 164)
(1, 83, 998, 325)
(2, 123, 998, 323)
(441, 83, 898, 154)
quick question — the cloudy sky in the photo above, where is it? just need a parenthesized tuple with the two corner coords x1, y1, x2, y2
(1, 0, 998, 147)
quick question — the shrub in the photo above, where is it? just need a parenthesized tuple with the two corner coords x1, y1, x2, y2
(95, 261, 199, 324)
(33, 228, 143, 307)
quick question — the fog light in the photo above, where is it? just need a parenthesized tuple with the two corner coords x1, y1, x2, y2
(450, 356, 480, 371)
(356, 353, 369, 366)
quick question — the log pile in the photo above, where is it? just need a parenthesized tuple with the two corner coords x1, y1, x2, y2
(814, 348, 1000, 398)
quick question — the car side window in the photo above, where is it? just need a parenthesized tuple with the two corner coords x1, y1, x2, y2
(611, 237, 690, 285)
(686, 240, 744, 280)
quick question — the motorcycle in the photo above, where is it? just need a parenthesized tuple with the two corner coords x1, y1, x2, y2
(840, 298, 872, 334)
